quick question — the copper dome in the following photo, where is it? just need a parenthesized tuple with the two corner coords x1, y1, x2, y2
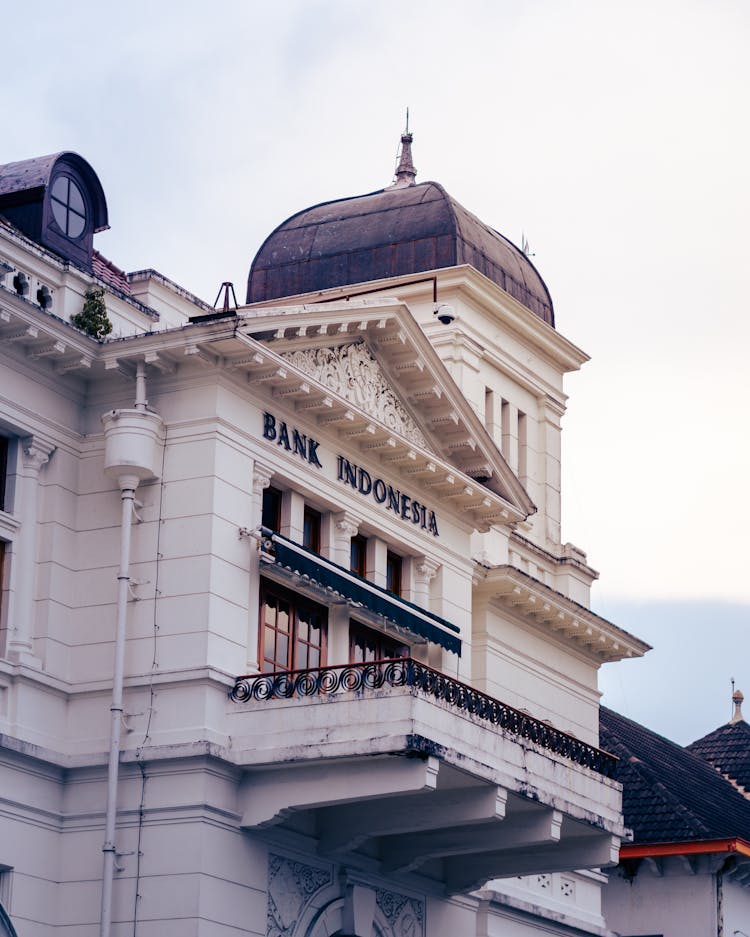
(247, 180, 554, 326)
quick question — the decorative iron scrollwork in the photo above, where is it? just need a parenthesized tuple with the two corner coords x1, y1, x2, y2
(230, 658, 617, 778)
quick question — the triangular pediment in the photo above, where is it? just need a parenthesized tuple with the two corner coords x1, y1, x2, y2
(277, 340, 430, 449)
(99, 298, 535, 529)
(236, 299, 535, 527)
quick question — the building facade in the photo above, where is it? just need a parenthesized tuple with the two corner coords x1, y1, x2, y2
(601, 702, 750, 937)
(0, 142, 647, 935)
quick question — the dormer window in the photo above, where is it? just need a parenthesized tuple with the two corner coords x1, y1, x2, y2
(50, 176, 87, 239)
(0, 152, 108, 271)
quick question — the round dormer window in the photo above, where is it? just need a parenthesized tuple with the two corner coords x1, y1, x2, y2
(50, 175, 86, 239)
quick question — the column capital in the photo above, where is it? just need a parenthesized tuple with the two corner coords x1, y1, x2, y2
(333, 511, 361, 539)
(251, 459, 274, 496)
(414, 556, 440, 583)
(20, 436, 56, 474)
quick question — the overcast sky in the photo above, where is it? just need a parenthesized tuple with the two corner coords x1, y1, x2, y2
(4, 0, 748, 744)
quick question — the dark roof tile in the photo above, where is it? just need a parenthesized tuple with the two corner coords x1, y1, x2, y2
(687, 719, 750, 796)
(600, 707, 750, 844)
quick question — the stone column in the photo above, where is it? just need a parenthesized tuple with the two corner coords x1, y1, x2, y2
(413, 556, 440, 610)
(7, 437, 55, 664)
(246, 460, 274, 672)
(332, 511, 360, 569)
(328, 513, 361, 664)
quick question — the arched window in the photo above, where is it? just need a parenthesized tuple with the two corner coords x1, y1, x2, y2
(50, 175, 87, 239)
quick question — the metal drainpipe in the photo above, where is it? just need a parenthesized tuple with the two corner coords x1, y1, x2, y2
(100, 362, 153, 937)
(100, 475, 138, 937)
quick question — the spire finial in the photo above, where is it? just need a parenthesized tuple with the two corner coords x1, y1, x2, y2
(392, 109, 417, 188)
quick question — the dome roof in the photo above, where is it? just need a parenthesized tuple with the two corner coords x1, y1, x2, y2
(247, 178, 554, 326)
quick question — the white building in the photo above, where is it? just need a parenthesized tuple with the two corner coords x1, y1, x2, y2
(0, 138, 648, 936)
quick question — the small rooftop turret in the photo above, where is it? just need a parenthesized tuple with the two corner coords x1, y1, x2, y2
(732, 688, 745, 725)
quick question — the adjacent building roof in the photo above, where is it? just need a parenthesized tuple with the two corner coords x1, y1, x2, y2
(600, 707, 750, 845)
(92, 250, 132, 295)
(688, 717, 750, 797)
(247, 180, 554, 327)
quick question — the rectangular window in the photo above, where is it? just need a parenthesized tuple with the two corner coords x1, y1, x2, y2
(501, 399, 511, 462)
(518, 410, 527, 480)
(349, 622, 407, 664)
(350, 534, 367, 577)
(484, 388, 494, 434)
(0, 437, 8, 513)
(0, 541, 5, 638)
(260, 581, 327, 673)
(302, 506, 321, 553)
(262, 486, 281, 532)
(386, 550, 402, 597)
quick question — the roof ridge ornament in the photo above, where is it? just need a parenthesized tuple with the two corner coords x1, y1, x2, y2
(391, 109, 417, 188)
(731, 684, 745, 724)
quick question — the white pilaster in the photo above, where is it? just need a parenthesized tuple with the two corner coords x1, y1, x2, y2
(6, 437, 55, 665)
(332, 511, 360, 569)
(246, 459, 274, 672)
(413, 556, 440, 609)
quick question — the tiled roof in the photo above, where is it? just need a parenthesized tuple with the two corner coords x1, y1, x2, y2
(687, 719, 750, 797)
(600, 707, 750, 844)
(0, 153, 61, 197)
(92, 251, 132, 295)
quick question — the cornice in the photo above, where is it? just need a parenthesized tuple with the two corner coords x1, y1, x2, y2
(473, 564, 650, 663)
(95, 307, 531, 531)
(241, 264, 589, 372)
(434, 265, 590, 373)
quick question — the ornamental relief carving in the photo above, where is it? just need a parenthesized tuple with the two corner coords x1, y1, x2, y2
(376, 888, 425, 937)
(280, 342, 428, 449)
(267, 854, 332, 937)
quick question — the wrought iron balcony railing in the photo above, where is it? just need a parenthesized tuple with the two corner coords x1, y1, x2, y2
(230, 657, 617, 779)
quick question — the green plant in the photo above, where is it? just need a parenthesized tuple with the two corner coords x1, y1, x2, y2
(71, 287, 112, 339)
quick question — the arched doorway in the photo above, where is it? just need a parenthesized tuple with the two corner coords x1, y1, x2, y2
(0, 904, 18, 937)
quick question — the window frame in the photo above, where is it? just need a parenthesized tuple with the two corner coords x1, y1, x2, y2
(259, 580, 328, 674)
(302, 505, 321, 554)
(350, 533, 367, 578)
(386, 549, 402, 597)
(349, 621, 407, 664)
(261, 486, 282, 533)
(0, 437, 8, 514)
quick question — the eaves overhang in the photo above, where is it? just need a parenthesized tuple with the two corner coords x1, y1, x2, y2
(474, 565, 650, 663)
(0, 275, 103, 374)
(432, 265, 589, 373)
(244, 264, 589, 374)
(620, 837, 750, 860)
(619, 838, 750, 885)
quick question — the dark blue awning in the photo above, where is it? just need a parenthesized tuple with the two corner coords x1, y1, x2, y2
(261, 531, 461, 656)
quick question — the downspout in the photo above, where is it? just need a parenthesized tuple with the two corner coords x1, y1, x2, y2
(99, 362, 163, 937)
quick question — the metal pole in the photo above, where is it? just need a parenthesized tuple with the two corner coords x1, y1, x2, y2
(100, 478, 137, 937)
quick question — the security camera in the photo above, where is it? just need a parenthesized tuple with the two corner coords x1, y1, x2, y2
(433, 303, 455, 325)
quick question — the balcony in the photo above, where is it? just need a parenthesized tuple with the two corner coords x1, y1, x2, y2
(227, 659, 624, 893)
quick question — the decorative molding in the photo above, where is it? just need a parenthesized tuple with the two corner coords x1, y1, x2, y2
(252, 459, 275, 496)
(333, 510, 360, 539)
(280, 342, 428, 448)
(20, 437, 55, 474)
(267, 854, 331, 937)
(414, 556, 440, 583)
(376, 888, 425, 937)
